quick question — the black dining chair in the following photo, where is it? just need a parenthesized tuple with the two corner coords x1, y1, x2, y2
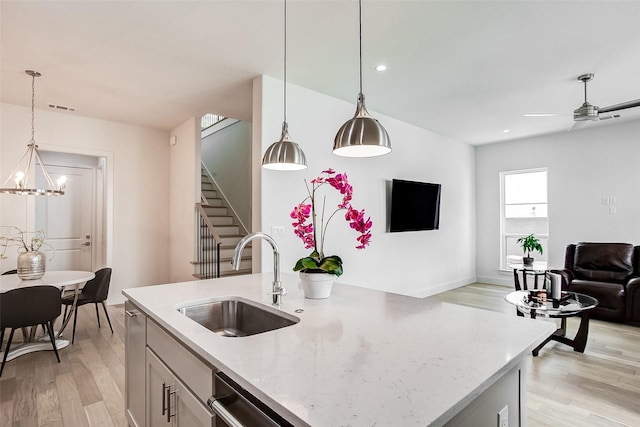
(61, 267, 113, 344)
(1, 285, 62, 377)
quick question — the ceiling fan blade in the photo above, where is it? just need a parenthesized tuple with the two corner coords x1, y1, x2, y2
(599, 99, 640, 114)
(523, 113, 571, 117)
(568, 120, 589, 132)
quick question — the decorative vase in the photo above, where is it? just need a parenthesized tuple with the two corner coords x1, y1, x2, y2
(17, 250, 46, 280)
(300, 272, 336, 299)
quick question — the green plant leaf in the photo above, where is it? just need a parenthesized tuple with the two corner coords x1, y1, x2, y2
(293, 254, 343, 276)
(318, 256, 343, 277)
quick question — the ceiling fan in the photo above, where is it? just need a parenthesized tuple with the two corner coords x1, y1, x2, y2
(525, 73, 640, 130)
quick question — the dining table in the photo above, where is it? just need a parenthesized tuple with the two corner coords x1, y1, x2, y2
(0, 270, 95, 362)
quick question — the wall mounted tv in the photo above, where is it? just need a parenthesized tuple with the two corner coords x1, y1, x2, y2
(390, 179, 441, 232)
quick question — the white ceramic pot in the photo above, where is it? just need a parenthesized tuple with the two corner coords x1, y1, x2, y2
(299, 272, 336, 299)
(17, 250, 46, 280)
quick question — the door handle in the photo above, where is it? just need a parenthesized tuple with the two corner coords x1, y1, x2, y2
(207, 397, 244, 427)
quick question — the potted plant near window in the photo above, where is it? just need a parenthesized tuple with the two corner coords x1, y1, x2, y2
(516, 233, 543, 266)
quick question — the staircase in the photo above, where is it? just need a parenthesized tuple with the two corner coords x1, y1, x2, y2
(194, 170, 252, 278)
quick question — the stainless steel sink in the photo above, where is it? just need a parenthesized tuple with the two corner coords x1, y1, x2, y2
(177, 297, 299, 337)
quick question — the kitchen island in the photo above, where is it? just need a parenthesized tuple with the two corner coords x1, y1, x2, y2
(123, 273, 555, 426)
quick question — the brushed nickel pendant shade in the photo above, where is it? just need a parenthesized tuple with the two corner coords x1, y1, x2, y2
(333, 0, 391, 158)
(262, 122, 307, 171)
(262, 0, 307, 171)
(0, 70, 66, 195)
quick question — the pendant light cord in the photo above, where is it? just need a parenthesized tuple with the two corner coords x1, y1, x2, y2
(283, 0, 287, 125)
(359, 0, 363, 96)
(30, 73, 36, 144)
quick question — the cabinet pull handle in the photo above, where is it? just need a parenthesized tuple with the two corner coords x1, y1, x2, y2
(207, 397, 245, 427)
(125, 310, 138, 317)
(162, 382, 167, 416)
(166, 386, 176, 422)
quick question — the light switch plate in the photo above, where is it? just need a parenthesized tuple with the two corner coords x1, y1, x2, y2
(271, 225, 285, 236)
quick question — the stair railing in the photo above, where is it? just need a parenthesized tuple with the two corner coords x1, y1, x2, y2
(194, 204, 222, 279)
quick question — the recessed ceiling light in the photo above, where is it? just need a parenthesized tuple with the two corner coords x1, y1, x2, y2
(503, 129, 510, 133)
(375, 65, 387, 71)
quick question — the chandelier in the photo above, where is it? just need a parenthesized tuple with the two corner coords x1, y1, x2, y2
(0, 70, 66, 195)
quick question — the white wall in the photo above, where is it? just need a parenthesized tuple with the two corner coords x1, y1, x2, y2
(255, 76, 476, 297)
(475, 119, 640, 286)
(169, 118, 200, 283)
(201, 120, 252, 230)
(0, 103, 170, 303)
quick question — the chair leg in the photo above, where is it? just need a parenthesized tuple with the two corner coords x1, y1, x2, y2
(0, 328, 16, 378)
(72, 305, 79, 344)
(63, 304, 69, 322)
(46, 321, 61, 363)
(101, 301, 114, 334)
(95, 303, 101, 328)
(0, 327, 5, 351)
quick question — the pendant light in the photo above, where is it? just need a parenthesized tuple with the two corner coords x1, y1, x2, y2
(0, 70, 66, 195)
(333, 0, 391, 158)
(262, 0, 307, 171)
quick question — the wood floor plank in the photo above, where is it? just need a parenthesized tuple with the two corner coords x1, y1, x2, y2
(57, 397, 89, 427)
(66, 351, 102, 407)
(82, 401, 115, 427)
(0, 399, 13, 427)
(11, 378, 37, 426)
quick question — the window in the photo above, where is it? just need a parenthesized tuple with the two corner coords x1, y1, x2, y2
(500, 168, 548, 269)
(201, 114, 225, 131)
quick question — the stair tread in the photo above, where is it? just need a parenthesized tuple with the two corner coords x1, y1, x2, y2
(220, 269, 252, 277)
(191, 255, 250, 265)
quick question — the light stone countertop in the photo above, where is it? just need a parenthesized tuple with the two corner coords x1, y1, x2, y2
(123, 273, 556, 426)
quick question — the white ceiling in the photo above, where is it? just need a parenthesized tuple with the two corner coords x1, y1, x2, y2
(2, 0, 640, 145)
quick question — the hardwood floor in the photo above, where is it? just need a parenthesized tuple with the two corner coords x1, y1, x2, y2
(0, 303, 126, 427)
(1, 284, 639, 426)
(433, 283, 640, 427)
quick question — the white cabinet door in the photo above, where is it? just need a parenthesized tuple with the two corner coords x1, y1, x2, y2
(146, 349, 174, 426)
(175, 380, 214, 427)
(125, 301, 146, 427)
(146, 349, 214, 427)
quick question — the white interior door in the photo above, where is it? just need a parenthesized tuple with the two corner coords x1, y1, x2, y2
(36, 164, 94, 271)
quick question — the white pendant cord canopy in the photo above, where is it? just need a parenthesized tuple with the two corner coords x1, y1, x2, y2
(262, 0, 307, 171)
(0, 70, 66, 195)
(333, 0, 391, 158)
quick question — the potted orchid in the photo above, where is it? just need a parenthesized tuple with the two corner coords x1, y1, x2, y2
(290, 169, 372, 298)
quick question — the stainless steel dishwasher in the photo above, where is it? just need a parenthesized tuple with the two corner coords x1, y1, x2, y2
(207, 372, 294, 427)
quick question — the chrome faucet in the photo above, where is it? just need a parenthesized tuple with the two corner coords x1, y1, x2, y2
(231, 232, 286, 306)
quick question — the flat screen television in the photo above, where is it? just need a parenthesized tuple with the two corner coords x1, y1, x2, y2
(390, 179, 441, 232)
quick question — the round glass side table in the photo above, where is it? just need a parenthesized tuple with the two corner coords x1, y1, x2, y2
(505, 290, 598, 356)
